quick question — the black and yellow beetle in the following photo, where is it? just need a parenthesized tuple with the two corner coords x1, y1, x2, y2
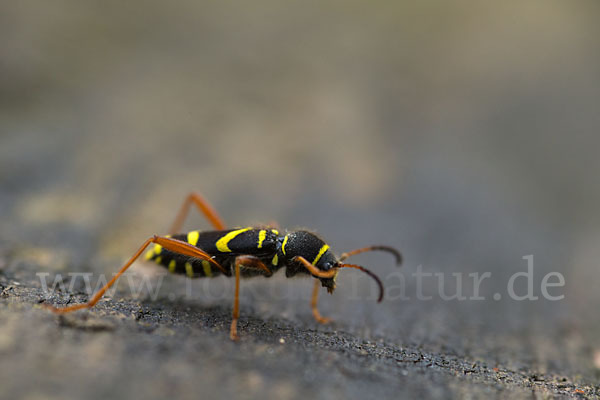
(46, 192, 401, 340)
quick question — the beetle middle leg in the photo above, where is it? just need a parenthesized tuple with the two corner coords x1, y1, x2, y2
(230, 255, 271, 340)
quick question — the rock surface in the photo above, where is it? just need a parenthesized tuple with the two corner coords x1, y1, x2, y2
(2, 2, 600, 399)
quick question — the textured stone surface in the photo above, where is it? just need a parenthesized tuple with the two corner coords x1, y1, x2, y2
(2, 1, 600, 399)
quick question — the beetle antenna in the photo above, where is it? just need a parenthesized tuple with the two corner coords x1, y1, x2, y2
(339, 245, 402, 266)
(339, 263, 384, 302)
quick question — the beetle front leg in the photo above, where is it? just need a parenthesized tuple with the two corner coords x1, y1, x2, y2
(311, 279, 332, 324)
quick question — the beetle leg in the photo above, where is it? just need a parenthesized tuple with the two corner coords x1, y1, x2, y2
(229, 255, 272, 340)
(169, 192, 227, 234)
(230, 258, 241, 340)
(45, 236, 226, 313)
(311, 279, 331, 324)
(292, 256, 337, 278)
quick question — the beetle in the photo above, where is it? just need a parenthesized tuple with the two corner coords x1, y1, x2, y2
(45, 192, 401, 340)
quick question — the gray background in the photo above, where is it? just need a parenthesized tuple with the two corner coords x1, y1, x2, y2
(1, 1, 599, 398)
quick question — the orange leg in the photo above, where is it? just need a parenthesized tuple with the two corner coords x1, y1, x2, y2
(292, 256, 337, 278)
(311, 279, 331, 324)
(45, 236, 226, 314)
(169, 192, 226, 234)
(294, 256, 385, 302)
(229, 255, 272, 340)
(293, 255, 336, 322)
(233, 255, 272, 277)
(230, 259, 241, 341)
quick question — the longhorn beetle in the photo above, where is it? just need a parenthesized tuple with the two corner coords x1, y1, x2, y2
(45, 192, 402, 340)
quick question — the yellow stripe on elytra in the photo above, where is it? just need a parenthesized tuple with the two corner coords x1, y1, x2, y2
(271, 254, 279, 266)
(202, 260, 212, 277)
(271, 229, 279, 235)
(185, 262, 194, 278)
(281, 235, 289, 255)
(257, 230, 267, 249)
(168, 259, 176, 273)
(216, 227, 252, 252)
(155, 256, 162, 265)
(187, 230, 200, 246)
(312, 244, 330, 265)
(154, 244, 162, 255)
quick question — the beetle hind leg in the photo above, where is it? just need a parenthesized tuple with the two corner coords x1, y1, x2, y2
(45, 235, 226, 313)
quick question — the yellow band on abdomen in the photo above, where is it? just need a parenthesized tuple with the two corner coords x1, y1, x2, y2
(202, 260, 213, 277)
(185, 262, 194, 278)
(168, 259, 177, 273)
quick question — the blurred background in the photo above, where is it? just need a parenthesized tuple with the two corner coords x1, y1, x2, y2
(1, 0, 600, 394)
